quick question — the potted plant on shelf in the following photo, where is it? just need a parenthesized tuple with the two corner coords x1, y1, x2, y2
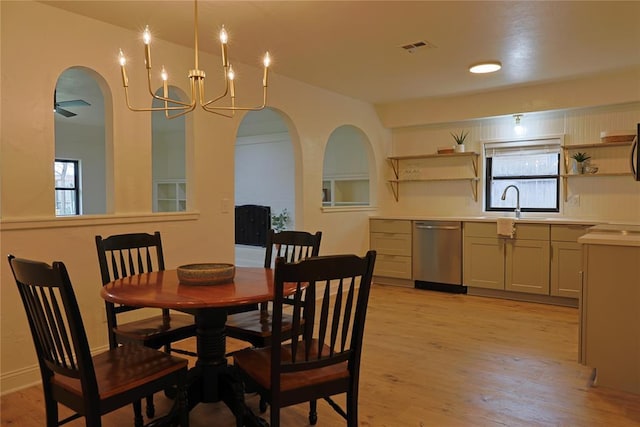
(451, 130, 468, 153)
(571, 152, 591, 174)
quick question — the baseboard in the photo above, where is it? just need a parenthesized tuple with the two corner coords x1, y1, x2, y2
(467, 287, 579, 308)
(1, 344, 110, 396)
(415, 280, 467, 294)
(372, 276, 413, 288)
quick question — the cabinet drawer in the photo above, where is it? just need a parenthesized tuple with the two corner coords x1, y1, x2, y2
(464, 222, 495, 238)
(374, 254, 412, 279)
(370, 219, 411, 234)
(463, 222, 549, 240)
(370, 232, 412, 256)
(551, 224, 590, 242)
(513, 223, 549, 240)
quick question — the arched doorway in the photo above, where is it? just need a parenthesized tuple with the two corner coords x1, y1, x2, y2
(234, 108, 295, 266)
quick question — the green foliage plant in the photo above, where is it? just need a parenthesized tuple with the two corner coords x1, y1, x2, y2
(451, 130, 468, 145)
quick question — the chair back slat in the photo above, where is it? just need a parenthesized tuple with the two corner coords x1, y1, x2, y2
(95, 232, 166, 348)
(271, 251, 376, 384)
(264, 229, 322, 269)
(8, 255, 97, 389)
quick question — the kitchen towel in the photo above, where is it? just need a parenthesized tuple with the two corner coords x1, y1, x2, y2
(497, 217, 515, 238)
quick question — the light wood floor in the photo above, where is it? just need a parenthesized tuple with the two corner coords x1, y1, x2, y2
(2, 284, 640, 426)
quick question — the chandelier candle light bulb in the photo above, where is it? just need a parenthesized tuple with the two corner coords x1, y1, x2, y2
(117, 0, 271, 119)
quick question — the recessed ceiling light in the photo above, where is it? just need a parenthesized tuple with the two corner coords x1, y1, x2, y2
(469, 61, 502, 74)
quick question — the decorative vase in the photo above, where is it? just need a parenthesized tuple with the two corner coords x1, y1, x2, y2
(577, 160, 587, 174)
(454, 144, 465, 153)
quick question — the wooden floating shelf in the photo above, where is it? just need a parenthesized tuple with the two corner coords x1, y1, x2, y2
(387, 153, 480, 202)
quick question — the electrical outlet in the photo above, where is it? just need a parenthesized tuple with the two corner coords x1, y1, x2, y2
(567, 194, 580, 207)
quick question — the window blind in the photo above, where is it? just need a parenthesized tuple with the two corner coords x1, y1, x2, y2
(484, 138, 562, 158)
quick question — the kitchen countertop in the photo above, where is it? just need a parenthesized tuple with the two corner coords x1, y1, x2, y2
(578, 224, 640, 247)
(370, 215, 604, 225)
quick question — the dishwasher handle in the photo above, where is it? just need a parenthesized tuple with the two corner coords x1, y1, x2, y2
(415, 224, 460, 230)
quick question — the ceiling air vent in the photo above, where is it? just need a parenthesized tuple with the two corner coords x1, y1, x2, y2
(400, 40, 436, 53)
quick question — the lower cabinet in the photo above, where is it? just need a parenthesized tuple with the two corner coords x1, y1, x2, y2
(369, 219, 412, 282)
(550, 225, 589, 298)
(463, 235, 504, 289)
(464, 222, 550, 295)
(505, 237, 550, 295)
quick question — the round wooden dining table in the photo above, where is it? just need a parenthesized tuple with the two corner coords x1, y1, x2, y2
(101, 266, 294, 426)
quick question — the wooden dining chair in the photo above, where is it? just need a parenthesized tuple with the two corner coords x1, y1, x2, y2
(233, 250, 377, 427)
(8, 255, 190, 427)
(95, 231, 197, 420)
(226, 229, 322, 348)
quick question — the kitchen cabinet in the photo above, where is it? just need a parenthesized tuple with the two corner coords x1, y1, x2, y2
(579, 225, 640, 394)
(550, 224, 589, 298)
(369, 219, 412, 285)
(464, 222, 550, 295)
(387, 152, 479, 202)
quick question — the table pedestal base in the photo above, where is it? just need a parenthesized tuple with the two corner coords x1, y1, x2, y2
(185, 309, 267, 426)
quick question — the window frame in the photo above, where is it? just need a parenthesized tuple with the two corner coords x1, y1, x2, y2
(483, 137, 562, 214)
(54, 159, 81, 216)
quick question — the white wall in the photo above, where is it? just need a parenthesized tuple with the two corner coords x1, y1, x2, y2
(55, 121, 107, 215)
(0, 1, 390, 393)
(235, 135, 295, 226)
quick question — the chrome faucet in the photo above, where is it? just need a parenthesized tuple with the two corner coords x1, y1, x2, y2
(501, 185, 521, 218)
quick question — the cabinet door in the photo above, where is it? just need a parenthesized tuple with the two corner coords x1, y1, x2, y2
(374, 254, 412, 279)
(550, 241, 581, 298)
(463, 236, 504, 289)
(505, 239, 550, 295)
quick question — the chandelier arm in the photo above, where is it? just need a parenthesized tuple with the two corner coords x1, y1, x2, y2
(200, 106, 235, 118)
(164, 78, 199, 119)
(145, 69, 194, 107)
(164, 105, 198, 119)
(200, 72, 231, 108)
(202, 86, 267, 112)
(123, 86, 194, 112)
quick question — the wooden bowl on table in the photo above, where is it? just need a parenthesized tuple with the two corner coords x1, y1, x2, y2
(177, 263, 235, 285)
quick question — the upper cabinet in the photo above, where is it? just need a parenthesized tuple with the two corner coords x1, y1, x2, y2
(387, 152, 479, 201)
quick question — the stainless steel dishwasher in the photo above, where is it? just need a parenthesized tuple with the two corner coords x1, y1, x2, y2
(412, 221, 464, 292)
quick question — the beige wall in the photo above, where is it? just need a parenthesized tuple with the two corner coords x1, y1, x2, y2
(0, 1, 390, 392)
(382, 103, 640, 221)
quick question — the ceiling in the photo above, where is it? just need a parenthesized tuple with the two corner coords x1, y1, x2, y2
(47, 0, 640, 112)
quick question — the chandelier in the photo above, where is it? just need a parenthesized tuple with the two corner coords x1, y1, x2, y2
(117, 0, 270, 119)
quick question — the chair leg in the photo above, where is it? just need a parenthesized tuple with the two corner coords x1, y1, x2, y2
(270, 405, 280, 427)
(178, 384, 190, 427)
(146, 394, 155, 418)
(308, 399, 318, 425)
(133, 400, 144, 427)
(347, 390, 358, 427)
(259, 394, 268, 413)
(44, 395, 58, 427)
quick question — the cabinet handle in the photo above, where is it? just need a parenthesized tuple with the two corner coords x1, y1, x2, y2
(415, 225, 460, 230)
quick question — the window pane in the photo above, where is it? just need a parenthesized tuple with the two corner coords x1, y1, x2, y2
(55, 190, 77, 216)
(484, 138, 561, 213)
(55, 161, 76, 188)
(489, 179, 558, 209)
(492, 153, 558, 177)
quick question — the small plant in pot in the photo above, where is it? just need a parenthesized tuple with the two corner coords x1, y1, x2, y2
(271, 208, 290, 232)
(451, 130, 468, 153)
(571, 152, 591, 174)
